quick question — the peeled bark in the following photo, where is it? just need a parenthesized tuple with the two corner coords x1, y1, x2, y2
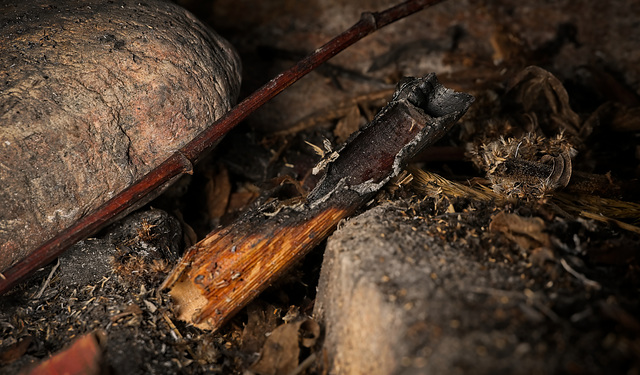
(0, 0, 241, 272)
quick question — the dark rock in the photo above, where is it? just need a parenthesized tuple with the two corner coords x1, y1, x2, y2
(314, 200, 624, 375)
(57, 239, 117, 289)
(58, 208, 182, 288)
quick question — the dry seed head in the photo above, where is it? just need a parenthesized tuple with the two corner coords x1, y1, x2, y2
(477, 133, 577, 199)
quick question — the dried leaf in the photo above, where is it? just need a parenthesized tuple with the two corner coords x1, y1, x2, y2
(489, 211, 551, 251)
(506, 66, 583, 141)
(575, 66, 640, 108)
(0, 337, 32, 365)
(273, 89, 393, 137)
(530, 247, 555, 266)
(241, 302, 281, 355)
(227, 184, 261, 214)
(334, 105, 362, 144)
(205, 164, 232, 222)
(20, 331, 106, 375)
(585, 102, 640, 133)
(490, 24, 527, 65)
(250, 319, 320, 375)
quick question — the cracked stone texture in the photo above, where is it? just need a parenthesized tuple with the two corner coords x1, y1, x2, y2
(0, 0, 241, 272)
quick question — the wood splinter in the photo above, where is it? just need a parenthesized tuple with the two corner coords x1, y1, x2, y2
(161, 74, 474, 331)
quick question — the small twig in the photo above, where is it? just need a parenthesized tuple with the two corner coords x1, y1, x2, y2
(162, 313, 198, 360)
(34, 258, 60, 300)
(560, 258, 602, 290)
(161, 313, 183, 341)
(288, 353, 317, 375)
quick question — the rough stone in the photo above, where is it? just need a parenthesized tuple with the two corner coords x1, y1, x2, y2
(0, 0, 241, 271)
(314, 200, 615, 375)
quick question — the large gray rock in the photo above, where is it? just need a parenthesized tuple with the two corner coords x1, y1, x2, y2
(0, 0, 241, 271)
(314, 201, 598, 375)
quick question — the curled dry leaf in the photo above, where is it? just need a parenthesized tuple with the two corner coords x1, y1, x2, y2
(489, 211, 551, 251)
(506, 66, 583, 141)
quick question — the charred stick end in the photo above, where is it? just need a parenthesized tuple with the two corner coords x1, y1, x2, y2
(309, 74, 474, 203)
(162, 74, 474, 332)
(165, 206, 353, 331)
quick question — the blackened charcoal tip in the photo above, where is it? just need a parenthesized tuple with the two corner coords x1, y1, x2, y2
(395, 74, 474, 118)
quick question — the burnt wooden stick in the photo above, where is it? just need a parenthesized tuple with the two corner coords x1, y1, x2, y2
(0, 0, 446, 294)
(161, 74, 474, 331)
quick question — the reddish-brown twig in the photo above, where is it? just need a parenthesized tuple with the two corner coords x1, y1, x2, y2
(0, 0, 445, 294)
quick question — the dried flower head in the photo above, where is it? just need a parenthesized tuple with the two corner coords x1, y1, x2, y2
(476, 133, 577, 199)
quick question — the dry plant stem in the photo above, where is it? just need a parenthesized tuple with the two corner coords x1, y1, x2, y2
(162, 74, 474, 331)
(0, 0, 445, 295)
(411, 168, 640, 234)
